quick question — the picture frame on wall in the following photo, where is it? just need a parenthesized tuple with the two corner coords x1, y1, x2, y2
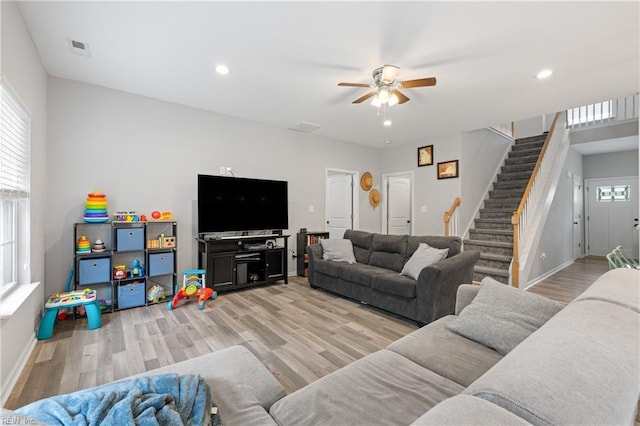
(417, 145, 433, 167)
(437, 160, 459, 179)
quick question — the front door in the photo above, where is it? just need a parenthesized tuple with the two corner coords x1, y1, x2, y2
(586, 177, 639, 259)
(326, 172, 354, 238)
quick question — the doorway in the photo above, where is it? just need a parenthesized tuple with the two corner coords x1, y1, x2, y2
(585, 176, 639, 259)
(572, 174, 583, 259)
(325, 169, 358, 238)
(382, 172, 413, 235)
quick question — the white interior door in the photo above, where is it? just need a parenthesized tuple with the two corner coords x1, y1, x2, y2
(385, 174, 412, 235)
(326, 172, 354, 238)
(573, 174, 583, 259)
(586, 177, 639, 259)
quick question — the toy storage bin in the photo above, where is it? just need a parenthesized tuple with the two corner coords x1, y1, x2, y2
(116, 227, 144, 252)
(78, 257, 111, 285)
(148, 252, 174, 276)
(118, 280, 145, 309)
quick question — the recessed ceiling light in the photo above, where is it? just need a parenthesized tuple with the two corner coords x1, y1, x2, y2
(215, 64, 230, 75)
(536, 69, 553, 79)
(384, 140, 392, 144)
(383, 119, 392, 127)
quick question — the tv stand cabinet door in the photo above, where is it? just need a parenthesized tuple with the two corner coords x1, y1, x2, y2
(209, 253, 234, 289)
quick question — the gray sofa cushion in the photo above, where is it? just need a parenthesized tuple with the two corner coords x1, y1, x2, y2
(130, 345, 285, 426)
(321, 239, 356, 263)
(369, 234, 408, 272)
(573, 267, 639, 313)
(387, 316, 503, 387)
(344, 229, 374, 264)
(408, 235, 461, 258)
(465, 298, 640, 426)
(339, 263, 387, 287)
(269, 349, 464, 426)
(410, 395, 531, 425)
(446, 277, 563, 355)
(400, 243, 449, 280)
(313, 258, 342, 278)
(370, 272, 417, 298)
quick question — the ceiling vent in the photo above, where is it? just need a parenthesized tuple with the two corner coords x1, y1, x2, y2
(288, 121, 321, 133)
(67, 38, 91, 57)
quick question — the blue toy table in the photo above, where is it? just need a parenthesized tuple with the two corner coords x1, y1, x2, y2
(37, 289, 102, 340)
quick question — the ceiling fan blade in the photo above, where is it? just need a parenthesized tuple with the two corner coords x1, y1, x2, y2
(352, 92, 376, 104)
(391, 90, 410, 104)
(400, 77, 437, 88)
(381, 65, 400, 84)
(338, 82, 371, 87)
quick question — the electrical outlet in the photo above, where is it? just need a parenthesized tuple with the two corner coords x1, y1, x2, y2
(421, 205, 427, 213)
(540, 252, 546, 261)
(219, 166, 226, 175)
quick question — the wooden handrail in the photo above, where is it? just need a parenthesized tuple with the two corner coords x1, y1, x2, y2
(511, 112, 561, 287)
(444, 197, 461, 237)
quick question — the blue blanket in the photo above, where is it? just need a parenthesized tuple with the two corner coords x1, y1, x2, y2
(16, 373, 215, 425)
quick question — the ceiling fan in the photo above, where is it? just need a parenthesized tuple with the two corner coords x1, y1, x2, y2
(338, 65, 436, 107)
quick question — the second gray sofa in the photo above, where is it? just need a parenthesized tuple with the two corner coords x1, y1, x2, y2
(306, 230, 480, 325)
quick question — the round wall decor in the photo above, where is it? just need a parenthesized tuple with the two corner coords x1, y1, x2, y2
(360, 172, 373, 191)
(369, 188, 381, 208)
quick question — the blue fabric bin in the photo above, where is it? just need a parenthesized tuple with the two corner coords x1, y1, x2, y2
(148, 252, 174, 276)
(118, 281, 145, 309)
(78, 257, 111, 285)
(116, 227, 144, 252)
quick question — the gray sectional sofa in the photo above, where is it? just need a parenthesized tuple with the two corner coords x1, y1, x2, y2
(9, 268, 639, 425)
(307, 230, 480, 325)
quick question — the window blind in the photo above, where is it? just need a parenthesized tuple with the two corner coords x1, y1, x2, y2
(1, 85, 30, 197)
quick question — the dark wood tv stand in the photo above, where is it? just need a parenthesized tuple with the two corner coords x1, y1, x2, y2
(197, 234, 289, 292)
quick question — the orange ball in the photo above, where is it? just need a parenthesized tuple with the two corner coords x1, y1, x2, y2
(151, 211, 161, 219)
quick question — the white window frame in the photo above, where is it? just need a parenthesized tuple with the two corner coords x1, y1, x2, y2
(0, 80, 31, 297)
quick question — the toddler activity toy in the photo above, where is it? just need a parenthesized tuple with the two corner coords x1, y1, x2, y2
(168, 269, 217, 311)
(84, 191, 109, 223)
(38, 267, 102, 340)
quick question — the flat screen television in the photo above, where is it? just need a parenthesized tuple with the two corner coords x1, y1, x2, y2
(197, 174, 288, 234)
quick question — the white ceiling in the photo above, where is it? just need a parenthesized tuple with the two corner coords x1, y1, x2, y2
(17, 1, 640, 149)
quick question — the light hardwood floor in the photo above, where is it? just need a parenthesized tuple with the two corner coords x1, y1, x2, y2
(5, 256, 610, 409)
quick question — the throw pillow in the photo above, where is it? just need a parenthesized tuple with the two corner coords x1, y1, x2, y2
(400, 243, 449, 280)
(321, 239, 356, 263)
(446, 277, 563, 355)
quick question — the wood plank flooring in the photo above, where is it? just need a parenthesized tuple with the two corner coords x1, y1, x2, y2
(5, 256, 610, 410)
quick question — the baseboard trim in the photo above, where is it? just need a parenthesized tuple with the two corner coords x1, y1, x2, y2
(523, 259, 575, 292)
(0, 332, 36, 406)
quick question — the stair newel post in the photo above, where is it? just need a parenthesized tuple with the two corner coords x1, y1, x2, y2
(444, 212, 451, 237)
(443, 197, 461, 237)
(511, 212, 520, 288)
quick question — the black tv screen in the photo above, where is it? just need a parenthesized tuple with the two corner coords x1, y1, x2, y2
(197, 174, 289, 234)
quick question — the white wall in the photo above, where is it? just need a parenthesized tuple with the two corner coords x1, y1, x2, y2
(380, 133, 462, 236)
(583, 149, 639, 179)
(528, 148, 583, 282)
(460, 129, 512, 234)
(0, 1, 48, 404)
(45, 77, 381, 297)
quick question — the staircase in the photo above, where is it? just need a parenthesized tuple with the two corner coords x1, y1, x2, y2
(464, 134, 546, 284)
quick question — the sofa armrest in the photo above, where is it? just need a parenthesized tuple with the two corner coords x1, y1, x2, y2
(415, 250, 480, 325)
(306, 244, 323, 285)
(455, 284, 480, 315)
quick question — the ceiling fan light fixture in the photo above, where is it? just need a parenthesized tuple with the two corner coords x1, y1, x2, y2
(377, 88, 390, 104)
(383, 119, 392, 127)
(388, 92, 399, 107)
(371, 96, 382, 108)
(380, 65, 399, 84)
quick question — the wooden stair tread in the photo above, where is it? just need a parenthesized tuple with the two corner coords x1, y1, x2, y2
(474, 265, 510, 277)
